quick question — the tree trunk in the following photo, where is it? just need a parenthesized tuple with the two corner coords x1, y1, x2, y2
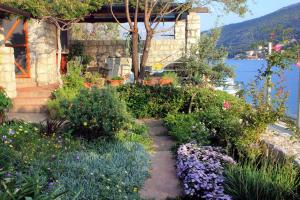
(140, 32, 153, 80)
(131, 28, 139, 82)
(56, 27, 63, 86)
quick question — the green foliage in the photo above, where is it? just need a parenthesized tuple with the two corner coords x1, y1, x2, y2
(0, 171, 66, 200)
(162, 72, 179, 86)
(111, 76, 124, 80)
(117, 85, 185, 118)
(52, 141, 150, 200)
(65, 87, 132, 139)
(164, 113, 210, 145)
(0, 88, 12, 117)
(62, 61, 85, 90)
(68, 42, 93, 70)
(84, 72, 105, 87)
(47, 62, 84, 119)
(116, 122, 153, 152)
(0, 120, 79, 171)
(184, 29, 234, 86)
(1, 0, 105, 20)
(224, 158, 300, 200)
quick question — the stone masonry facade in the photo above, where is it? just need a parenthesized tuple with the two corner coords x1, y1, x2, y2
(28, 19, 59, 85)
(0, 25, 17, 98)
(0, 19, 58, 97)
(73, 12, 201, 73)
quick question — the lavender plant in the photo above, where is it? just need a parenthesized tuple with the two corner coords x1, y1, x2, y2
(177, 143, 235, 200)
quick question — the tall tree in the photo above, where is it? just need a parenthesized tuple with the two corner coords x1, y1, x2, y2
(110, 0, 140, 82)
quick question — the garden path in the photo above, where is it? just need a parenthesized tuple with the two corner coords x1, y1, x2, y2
(139, 119, 182, 200)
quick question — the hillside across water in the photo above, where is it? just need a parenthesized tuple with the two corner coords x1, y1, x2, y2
(216, 2, 300, 57)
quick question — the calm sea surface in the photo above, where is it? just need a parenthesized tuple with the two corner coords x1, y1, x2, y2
(226, 59, 300, 118)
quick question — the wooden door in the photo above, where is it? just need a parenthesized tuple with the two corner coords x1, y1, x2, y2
(3, 17, 30, 78)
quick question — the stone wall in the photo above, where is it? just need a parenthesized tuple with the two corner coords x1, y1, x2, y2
(0, 24, 16, 98)
(29, 19, 58, 85)
(73, 12, 201, 72)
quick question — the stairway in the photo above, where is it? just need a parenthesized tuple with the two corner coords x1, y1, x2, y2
(11, 79, 59, 113)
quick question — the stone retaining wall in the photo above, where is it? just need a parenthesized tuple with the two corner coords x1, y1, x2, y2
(72, 12, 201, 72)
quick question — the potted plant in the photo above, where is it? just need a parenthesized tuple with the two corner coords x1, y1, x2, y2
(107, 76, 124, 86)
(84, 72, 105, 88)
(0, 87, 12, 124)
(143, 76, 154, 86)
(159, 72, 179, 86)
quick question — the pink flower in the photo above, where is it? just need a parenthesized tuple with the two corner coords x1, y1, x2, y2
(296, 60, 300, 67)
(223, 101, 231, 110)
(273, 44, 282, 52)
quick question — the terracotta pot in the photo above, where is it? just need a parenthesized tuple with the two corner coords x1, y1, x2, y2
(143, 80, 154, 86)
(107, 79, 123, 87)
(159, 78, 173, 86)
(84, 82, 92, 88)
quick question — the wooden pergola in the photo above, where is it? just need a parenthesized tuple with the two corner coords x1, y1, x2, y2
(83, 4, 208, 23)
(0, 4, 31, 18)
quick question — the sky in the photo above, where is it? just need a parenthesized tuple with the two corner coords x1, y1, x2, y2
(201, 0, 300, 31)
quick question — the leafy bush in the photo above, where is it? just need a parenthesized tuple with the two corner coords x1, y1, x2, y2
(177, 143, 235, 199)
(47, 62, 84, 119)
(224, 158, 300, 200)
(65, 87, 132, 139)
(117, 85, 185, 118)
(164, 113, 209, 145)
(0, 88, 12, 122)
(52, 141, 150, 200)
(116, 122, 153, 152)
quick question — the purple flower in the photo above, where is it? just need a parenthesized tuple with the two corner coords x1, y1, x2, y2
(2, 135, 7, 142)
(176, 143, 235, 200)
(8, 129, 15, 135)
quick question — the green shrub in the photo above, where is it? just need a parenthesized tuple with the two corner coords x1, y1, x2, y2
(65, 87, 132, 139)
(62, 61, 85, 90)
(47, 62, 84, 119)
(47, 87, 79, 119)
(224, 158, 300, 200)
(52, 141, 150, 200)
(116, 122, 153, 151)
(0, 88, 12, 122)
(164, 113, 210, 145)
(117, 85, 185, 118)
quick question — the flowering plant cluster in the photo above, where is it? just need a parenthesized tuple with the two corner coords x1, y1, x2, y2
(177, 143, 236, 200)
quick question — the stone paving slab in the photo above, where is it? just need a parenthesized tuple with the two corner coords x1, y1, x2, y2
(140, 119, 182, 200)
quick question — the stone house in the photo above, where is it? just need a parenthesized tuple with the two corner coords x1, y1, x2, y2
(0, 4, 206, 113)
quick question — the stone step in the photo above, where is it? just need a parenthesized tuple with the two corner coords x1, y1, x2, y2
(16, 89, 53, 98)
(12, 83, 58, 113)
(16, 79, 37, 88)
(10, 104, 47, 113)
(13, 97, 49, 106)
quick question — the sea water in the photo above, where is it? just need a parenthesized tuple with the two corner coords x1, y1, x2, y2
(226, 59, 300, 118)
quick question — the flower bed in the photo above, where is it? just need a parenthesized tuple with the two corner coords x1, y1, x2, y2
(176, 143, 235, 199)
